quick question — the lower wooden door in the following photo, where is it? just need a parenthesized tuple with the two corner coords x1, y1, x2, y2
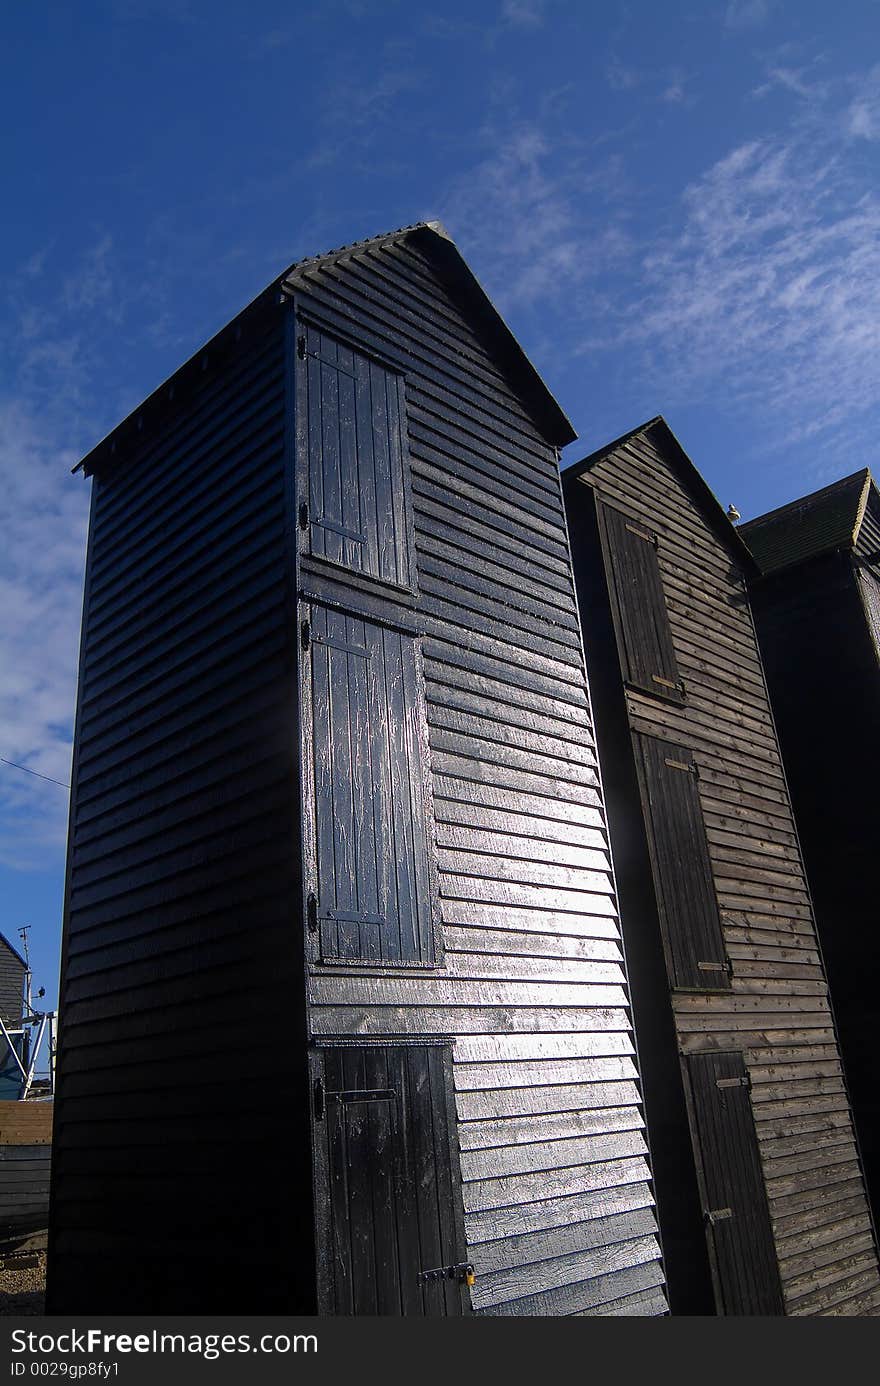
(312, 1042, 471, 1315)
(684, 1051, 784, 1315)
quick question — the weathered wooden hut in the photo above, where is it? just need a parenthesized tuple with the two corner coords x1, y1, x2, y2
(741, 470, 880, 1227)
(47, 223, 666, 1315)
(563, 418, 880, 1316)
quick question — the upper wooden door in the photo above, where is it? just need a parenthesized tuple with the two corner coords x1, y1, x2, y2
(298, 320, 415, 591)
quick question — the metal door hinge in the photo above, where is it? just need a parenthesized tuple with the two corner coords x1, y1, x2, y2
(698, 958, 733, 978)
(307, 892, 318, 933)
(297, 334, 307, 360)
(625, 522, 658, 548)
(705, 1207, 733, 1226)
(301, 620, 311, 651)
(298, 501, 309, 529)
(313, 1077, 325, 1120)
(664, 756, 697, 776)
(716, 1073, 751, 1091)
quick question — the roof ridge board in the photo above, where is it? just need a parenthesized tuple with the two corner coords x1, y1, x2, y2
(279, 220, 434, 286)
(740, 468, 871, 536)
(851, 471, 874, 547)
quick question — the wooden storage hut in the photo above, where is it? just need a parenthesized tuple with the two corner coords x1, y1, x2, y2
(47, 223, 666, 1315)
(563, 418, 880, 1316)
(741, 470, 880, 1225)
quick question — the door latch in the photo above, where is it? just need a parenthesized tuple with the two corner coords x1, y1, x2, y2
(419, 1262, 475, 1287)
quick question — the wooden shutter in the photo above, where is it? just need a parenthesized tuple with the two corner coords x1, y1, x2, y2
(598, 501, 683, 701)
(305, 605, 434, 964)
(313, 1044, 470, 1316)
(684, 1052, 783, 1315)
(634, 733, 729, 991)
(300, 321, 414, 590)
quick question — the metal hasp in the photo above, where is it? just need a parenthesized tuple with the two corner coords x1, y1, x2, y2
(419, 1263, 475, 1287)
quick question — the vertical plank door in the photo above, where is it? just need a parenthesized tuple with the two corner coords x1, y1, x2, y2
(313, 1044, 470, 1316)
(684, 1051, 784, 1315)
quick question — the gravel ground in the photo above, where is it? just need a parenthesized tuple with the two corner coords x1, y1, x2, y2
(0, 1252, 46, 1315)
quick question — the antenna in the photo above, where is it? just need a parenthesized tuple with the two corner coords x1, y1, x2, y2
(18, 926, 32, 1015)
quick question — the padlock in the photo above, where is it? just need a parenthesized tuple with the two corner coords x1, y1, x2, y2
(464, 1264, 476, 1287)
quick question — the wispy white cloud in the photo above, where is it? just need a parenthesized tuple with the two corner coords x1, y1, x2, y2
(751, 63, 823, 101)
(606, 58, 641, 92)
(437, 125, 632, 311)
(442, 55, 880, 484)
(661, 70, 688, 104)
(0, 402, 86, 869)
(724, 0, 773, 31)
(501, 0, 547, 28)
(595, 114, 880, 471)
(0, 233, 156, 871)
(848, 63, 880, 140)
(305, 40, 427, 168)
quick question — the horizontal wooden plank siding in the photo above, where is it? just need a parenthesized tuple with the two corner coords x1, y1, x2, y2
(0, 1142, 52, 1235)
(574, 424, 879, 1315)
(292, 239, 665, 1316)
(48, 312, 315, 1313)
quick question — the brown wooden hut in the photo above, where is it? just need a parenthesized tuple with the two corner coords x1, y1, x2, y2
(563, 418, 880, 1316)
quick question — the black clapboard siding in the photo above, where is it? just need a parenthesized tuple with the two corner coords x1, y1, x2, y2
(566, 417, 880, 1315)
(49, 311, 317, 1314)
(0, 1145, 51, 1234)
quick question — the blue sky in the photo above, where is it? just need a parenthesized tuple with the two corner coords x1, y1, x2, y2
(2, 0, 878, 1009)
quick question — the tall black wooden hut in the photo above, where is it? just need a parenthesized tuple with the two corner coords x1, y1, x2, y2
(563, 419, 880, 1316)
(47, 223, 666, 1315)
(741, 470, 880, 1226)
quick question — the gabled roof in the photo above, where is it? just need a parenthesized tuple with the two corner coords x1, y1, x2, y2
(0, 932, 27, 970)
(564, 415, 760, 577)
(75, 220, 575, 477)
(739, 469, 874, 576)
